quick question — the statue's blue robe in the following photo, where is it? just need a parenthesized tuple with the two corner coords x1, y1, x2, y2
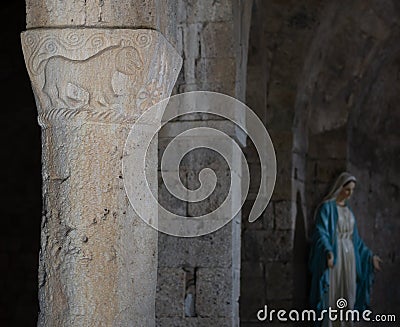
(309, 200, 374, 318)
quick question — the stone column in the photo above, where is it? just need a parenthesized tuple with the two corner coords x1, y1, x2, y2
(21, 22, 181, 327)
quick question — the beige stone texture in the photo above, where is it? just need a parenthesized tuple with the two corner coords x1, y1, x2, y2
(21, 28, 182, 326)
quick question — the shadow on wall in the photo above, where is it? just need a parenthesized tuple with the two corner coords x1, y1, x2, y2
(293, 191, 310, 315)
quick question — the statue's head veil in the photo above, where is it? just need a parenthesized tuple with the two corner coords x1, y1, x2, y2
(312, 172, 357, 222)
(322, 171, 357, 203)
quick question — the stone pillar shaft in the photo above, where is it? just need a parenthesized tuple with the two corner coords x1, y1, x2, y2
(21, 27, 181, 326)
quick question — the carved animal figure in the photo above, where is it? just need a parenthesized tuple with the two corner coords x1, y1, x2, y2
(43, 45, 143, 110)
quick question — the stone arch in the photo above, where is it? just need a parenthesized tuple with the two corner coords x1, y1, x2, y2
(241, 0, 323, 322)
(293, 0, 400, 316)
(347, 30, 400, 314)
(293, 0, 395, 227)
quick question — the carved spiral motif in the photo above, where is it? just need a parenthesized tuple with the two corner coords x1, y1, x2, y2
(21, 29, 167, 127)
(27, 38, 60, 76)
(135, 33, 152, 47)
(65, 32, 83, 47)
(24, 34, 38, 48)
(43, 40, 58, 54)
(90, 35, 106, 49)
(64, 32, 109, 51)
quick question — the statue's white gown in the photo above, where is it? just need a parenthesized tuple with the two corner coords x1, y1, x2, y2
(324, 204, 357, 327)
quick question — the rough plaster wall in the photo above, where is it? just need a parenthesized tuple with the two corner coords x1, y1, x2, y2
(348, 37, 400, 316)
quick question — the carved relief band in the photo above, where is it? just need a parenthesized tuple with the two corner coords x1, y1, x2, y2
(21, 29, 182, 326)
(22, 28, 182, 126)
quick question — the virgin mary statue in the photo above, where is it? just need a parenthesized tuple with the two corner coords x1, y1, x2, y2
(309, 172, 381, 327)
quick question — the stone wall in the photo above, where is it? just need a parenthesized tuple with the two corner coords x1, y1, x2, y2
(3, 1, 399, 326)
(241, 0, 323, 324)
(293, 0, 400, 321)
(156, 1, 252, 326)
(348, 28, 400, 316)
(244, 0, 400, 325)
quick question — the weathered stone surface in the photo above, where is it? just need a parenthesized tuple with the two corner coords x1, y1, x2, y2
(196, 268, 232, 318)
(158, 171, 188, 216)
(269, 131, 293, 152)
(248, 162, 261, 195)
(22, 28, 182, 326)
(22, 29, 181, 125)
(271, 154, 293, 201)
(158, 223, 233, 268)
(201, 22, 234, 58)
(156, 268, 185, 318)
(240, 262, 266, 321)
(314, 159, 345, 183)
(25, 0, 180, 46)
(262, 202, 275, 230)
(240, 323, 274, 327)
(292, 152, 306, 182)
(267, 85, 296, 127)
(156, 1, 250, 325)
(242, 201, 274, 230)
(156, 317, 233, 327)
(243, 229, 293, 263)
(242, 230, 265, 262)
(195, 57, 236, 84)
(186, 0, 233, 23)
(11, 0, 400, 326)
(239, 275, 267, 322)
(241, 261, 264, 279)
(274, 201, 293, 231)
(242, 200, 263, 230)
(159, 120, 240, 140)
(183, 23, 202, 59)
(187, 168, 230, 217)
(347, 39, 400, 315)
(308, 128, 347, 160)
(265, 262, 293, 301)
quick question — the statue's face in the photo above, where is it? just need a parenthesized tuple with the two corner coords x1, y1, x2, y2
(338, 181, 356, 200)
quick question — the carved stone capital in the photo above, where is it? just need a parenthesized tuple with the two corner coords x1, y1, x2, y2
(21, 27, 182, 326)
(21, 28, 182, 127)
